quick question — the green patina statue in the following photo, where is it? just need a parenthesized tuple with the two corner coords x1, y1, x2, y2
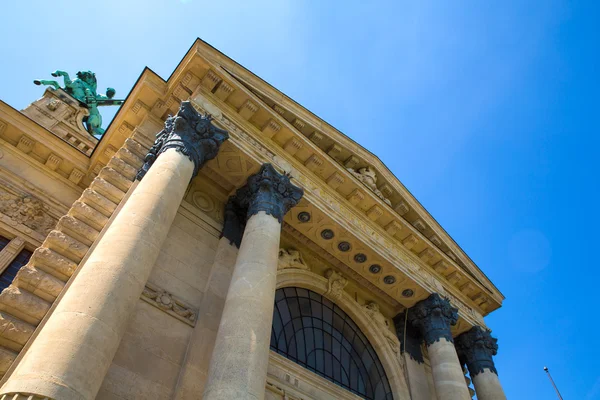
(34, 70, 124, 138)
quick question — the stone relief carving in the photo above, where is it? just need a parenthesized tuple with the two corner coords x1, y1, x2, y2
(347, 166, 391, 205)
(324, 269, 348, 300)
(363, 301, 400, 353)
(278, 248, 310, 271)
(141, 284, 197, 326)
(0, 190, 56, 234)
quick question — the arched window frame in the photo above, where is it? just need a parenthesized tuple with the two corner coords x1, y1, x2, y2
(274, 268, 410, 400)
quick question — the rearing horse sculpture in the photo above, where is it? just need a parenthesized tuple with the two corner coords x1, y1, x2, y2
(34, 70, 123, 138)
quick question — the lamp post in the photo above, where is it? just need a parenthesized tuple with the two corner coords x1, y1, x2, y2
(544, 366, 563, 400)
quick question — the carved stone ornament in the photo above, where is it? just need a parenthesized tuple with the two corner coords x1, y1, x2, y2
(407, 293, 459, 346)
(136, 101, 229, 180)
(455, 326, 499, 376)
(394, 313, 425, 364)
(347, 166, 392, 205)
(220, 196, 246, 248)
(363, 301, 400, 354)
(0, 190, 56, 234)
(235, 163, 304, 223)
(323, 269, 348, 300)
(278, 248, 310, 271)
(141, 285, 197, 326)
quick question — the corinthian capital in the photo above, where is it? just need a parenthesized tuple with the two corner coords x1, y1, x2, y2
(455, 326, 499, 376)
(137, 101, 229, 180)
(236, 163, 304, 223)
(407, 293, 458, 346)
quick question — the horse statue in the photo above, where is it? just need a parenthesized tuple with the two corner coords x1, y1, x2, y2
(34, 70, 123, 138)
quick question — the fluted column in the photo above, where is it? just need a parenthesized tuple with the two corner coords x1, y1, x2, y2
(408, 293, 471, 400)
(456, 326, 506, 400)
(0, 102, 228, 400)
(174, 198, 246, 399)
(203, 164, 303, 400)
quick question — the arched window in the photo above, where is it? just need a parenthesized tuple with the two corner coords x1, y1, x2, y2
(271, 287, 393, 400)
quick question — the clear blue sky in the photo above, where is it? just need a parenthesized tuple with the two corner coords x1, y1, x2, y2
(1, 1, 598, 398)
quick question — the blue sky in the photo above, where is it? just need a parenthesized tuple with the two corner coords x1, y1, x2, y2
(1, 1, 598, 398)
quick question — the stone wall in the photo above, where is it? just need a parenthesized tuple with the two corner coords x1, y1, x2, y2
(96, 205, 219, 400)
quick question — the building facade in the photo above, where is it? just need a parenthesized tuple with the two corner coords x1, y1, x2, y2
(0, 39, 506, 400)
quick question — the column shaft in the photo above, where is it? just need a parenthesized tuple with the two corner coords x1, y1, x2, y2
(203, 211, 282, 400)
(427, 339, 471, 400)
(472, 371, 507, 400)
(1, 148, 194, 400)
(174, 236, 239, 399)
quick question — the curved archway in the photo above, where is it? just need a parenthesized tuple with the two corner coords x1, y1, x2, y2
(274, 269, 410, 399)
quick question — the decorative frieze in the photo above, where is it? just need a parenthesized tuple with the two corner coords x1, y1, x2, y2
(141, 284, 197, 326)
(0, 190, 57, 235)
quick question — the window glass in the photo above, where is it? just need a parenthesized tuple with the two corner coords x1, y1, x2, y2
(271, 287, 394, 400)
(0, 248, 33, 292)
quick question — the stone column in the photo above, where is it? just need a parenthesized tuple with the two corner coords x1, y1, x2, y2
(174, 198, 246, 399)
(456, 326, 506, 400)
(203, 164, 303, 400)
(408, 293, 471, 400)
(0, 237, 25, 275)
(0, 102, 228, 400)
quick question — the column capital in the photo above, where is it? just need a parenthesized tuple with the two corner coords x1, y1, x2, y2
(408, 293, 458, 346)
(236, 163, 304, 223)
(455, 326, 499, 376)
(220, 196, 246, 248)
(137, 101, 229, 180)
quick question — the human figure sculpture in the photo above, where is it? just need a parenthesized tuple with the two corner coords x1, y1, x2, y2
(34, 70, 123, 138)
(363, 301, 400, 353)
(347, 166, 392, 205)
